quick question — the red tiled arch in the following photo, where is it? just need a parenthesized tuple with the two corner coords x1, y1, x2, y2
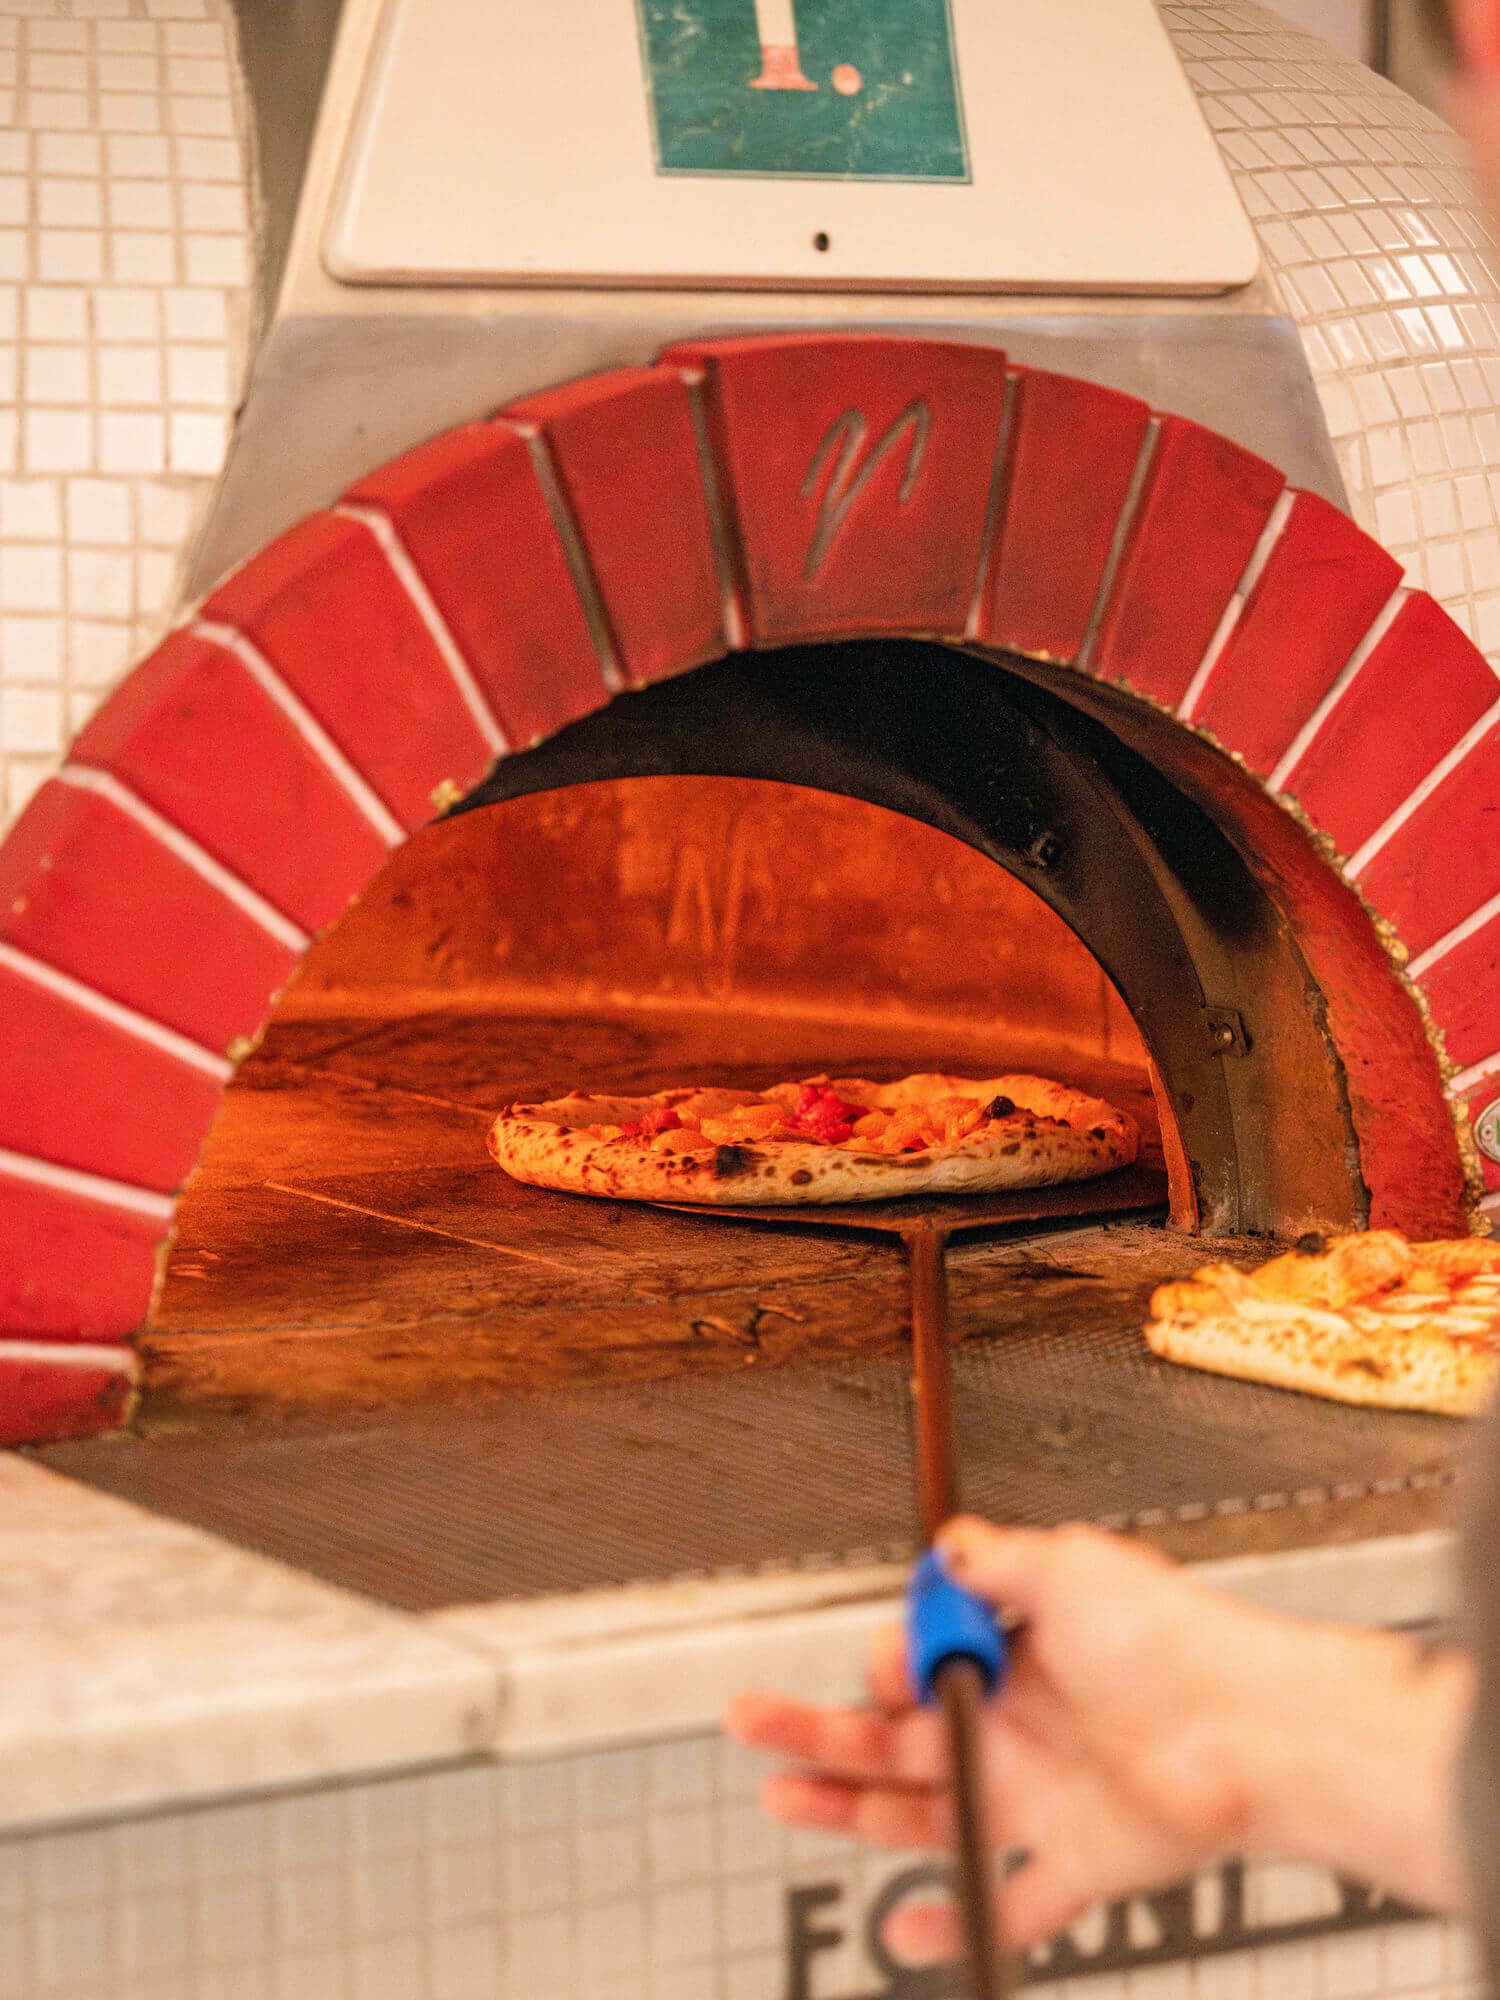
(1, 334, 1493, 1443)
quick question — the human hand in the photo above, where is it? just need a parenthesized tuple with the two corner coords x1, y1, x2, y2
(725, 1518, 1473, 1953)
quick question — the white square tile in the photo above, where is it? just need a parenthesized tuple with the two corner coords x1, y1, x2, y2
(427, 1843, 498, 1928)
(723, 1955, 779, 2000)
(270, 1865, 346, 1954)
(0, 233, 29, 282)
(26, 91, 91, 132)
(429, 1920, 504, 2000)
(35, 1903, 113, 1986)
(351, 1853, 423, 1939)
(69, 548, 134, 618)
(1, 543, 63, 615)
(193, 1876, 268, 1965)
(425, 1767, 498, 1848)
(0, 684, 64, 754)
(183, 231, 248, 286)
(507, 1910, 571, 1994)
(17, 397, 90, 473)
(110, 180, 173, 230)
(574, 1821, 643, 1903)
(176, 135, 239, 180)
(276, 1951, 352, 2000)
(162, 285, 225, 339)
(98, 25, 160, 55)
(23, 287, 86, 340)
(1374, 486, 1418, 548)
(38, 178, 102, 227)
(95, 287, 161, 340)
(170, 94, 233, 136)
(98, 54, 159, 93)
(0, 478, 61, 539)
(504, 1761, 573, 1832)
(353, 1935, 425, 2000)
(0, 134, 27, 173)
(66, 474, 132, 541)
(38, 230, 104, 283)
(101, 94, 164, 135)
(3, 614, 63, 676)
(1251, 1939, 1319, 2000)
(99, 344, 163, 405)
(28, 52, 88, 92)
(649, 1740, 715, 1808)
(70, 616, 133, 683)
(721, 1875, 781, 1954)
(0, 290, 17, 341)
(1380, 1917, 1447, 1989)
(1125, 1964, 1192, 2000)
(504, 1829, 570, 1913)
(135, 479, 193, 548)
(108, 134, 172, 177)
(198, 1965, 273, 2000)
(114, 1818, 189, 1895)
(180, 181, 245, 232)
(576, 1749, 646, 1821)
(0, 1914, 24, 1999)
(165, 24, 224, 56)
(1188, 1949, 1256, 2000)
(36, 133, 98, 174)
(0, 180, 27, 227)
(24, 344, 88, 403)
(168, 54, 230, 95)
(649, 1884, 717, 1964)
(347, 1775, 429, 1858)
(1317, 1926, 1382, 1999)
(579, 1896, 645, 1978)
(270, 1792, 346, 1870)
(649, 1807, 716, 1886)
(120, 1889, 190, 1974)
(111, 230, 177, 283)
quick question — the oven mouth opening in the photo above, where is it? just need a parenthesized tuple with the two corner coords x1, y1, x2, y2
(39, 639, 1456, 1608)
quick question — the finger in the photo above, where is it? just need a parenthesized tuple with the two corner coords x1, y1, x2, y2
(761, 1773, 948, 1850)
(934, 1517, 1171, 1619)
(726, 1692, 944, 1785)
(877, 1897, 960, 1965)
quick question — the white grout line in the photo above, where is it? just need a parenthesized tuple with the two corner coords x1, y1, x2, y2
(56, 765, 310, 956)
(0, 940, 233, 1082)
(504, 421, 627, 694)
(1409, 884, 1500, 982)
(1344, 695, 1500, 881)
(964, 368, 1020, 644)
(1176, 487, 1295, 723)
(1269, 585, 1409, 793)
(332, 504, 509, 758)
(192, 620, 406, 848)
(1447, 1050, 1500, 1100)
(0, 1340, 138, 1375)
(1075, 416, 1160, 676)
(0, 1143, 175, 1223)
(679, 365, 748, 653)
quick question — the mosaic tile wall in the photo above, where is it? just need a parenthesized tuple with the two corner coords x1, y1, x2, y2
(0, 1737, 1482, 2000)
(0, 0, 250, 832)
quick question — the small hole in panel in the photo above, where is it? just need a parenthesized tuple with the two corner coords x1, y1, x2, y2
(812, 231, 831, 252)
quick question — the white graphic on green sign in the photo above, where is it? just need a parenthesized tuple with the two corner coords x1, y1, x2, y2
(634, 0, 969, 182)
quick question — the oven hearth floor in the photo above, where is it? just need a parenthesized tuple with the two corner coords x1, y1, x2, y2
(35, 1010, 1461, 1612)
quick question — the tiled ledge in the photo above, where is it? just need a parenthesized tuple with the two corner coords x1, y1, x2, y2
(0, 1451, 1460, 1837)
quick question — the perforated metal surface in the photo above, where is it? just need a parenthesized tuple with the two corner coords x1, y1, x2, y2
(41, 1265, 1461, 1611)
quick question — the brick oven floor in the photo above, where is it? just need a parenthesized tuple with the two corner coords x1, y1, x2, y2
(32, 1011, 1464, 1612)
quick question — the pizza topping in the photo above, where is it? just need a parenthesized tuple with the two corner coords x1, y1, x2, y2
(622, 1104, 683, 1139)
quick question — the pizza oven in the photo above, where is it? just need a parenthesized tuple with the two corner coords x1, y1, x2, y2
(0, 2, 1494, 1604)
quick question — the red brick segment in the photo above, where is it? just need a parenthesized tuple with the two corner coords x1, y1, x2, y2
(0, 779, 301, 1053)
(505, 368, 727, 686)
(0, 1353, 134, 1446)
(1354, 722, 1500, 956)
(978, 369, 1152, 664)
(345, 423, 612, 749)
(1190, 491, 1402, 774)
(71, 628, 391, 934)
(1089, 416, 1285, 707)
(662, 334, 1007, 643)
(1420, 915, 1500, 1072)
(204, 511, 497, 830)
(1283, 592, 1499, 858)
(0, 963, 222, 1192)
(0, 1173, 161, 1339)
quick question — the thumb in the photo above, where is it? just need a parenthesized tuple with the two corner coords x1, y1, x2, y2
(933, 1517, 1173, 1618)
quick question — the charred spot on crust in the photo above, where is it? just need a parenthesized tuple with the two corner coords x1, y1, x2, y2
(714, 1144, 754, 1178)
(1088, 1126, 1106, 1141)
(984, 1095, 1017, 1120)
(789, 1169, 813, 1185)
(1295, 1232, 1328, 1256)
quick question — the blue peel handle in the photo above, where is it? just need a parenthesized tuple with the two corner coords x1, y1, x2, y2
(907, 1548, 1007, 1705)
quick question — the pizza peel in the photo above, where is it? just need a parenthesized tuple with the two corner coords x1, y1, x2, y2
(651, 1163, 1169, 1998)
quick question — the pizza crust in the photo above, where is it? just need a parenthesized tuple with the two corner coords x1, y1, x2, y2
(1144, 1232, 1500, 1417)
(487, 1071, 1138, 1207)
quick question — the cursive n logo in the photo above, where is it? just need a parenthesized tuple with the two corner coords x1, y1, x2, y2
(800, 401, 931, 580)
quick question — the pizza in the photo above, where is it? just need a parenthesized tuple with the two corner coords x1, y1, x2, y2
(487, 1070, 1138, 1207)
(1145, 1229, 1500, 1416)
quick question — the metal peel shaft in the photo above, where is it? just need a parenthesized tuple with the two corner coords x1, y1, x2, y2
(903, 1224, 1012, 2000)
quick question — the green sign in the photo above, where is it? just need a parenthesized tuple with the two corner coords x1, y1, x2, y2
(634, 0, 969, 183)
